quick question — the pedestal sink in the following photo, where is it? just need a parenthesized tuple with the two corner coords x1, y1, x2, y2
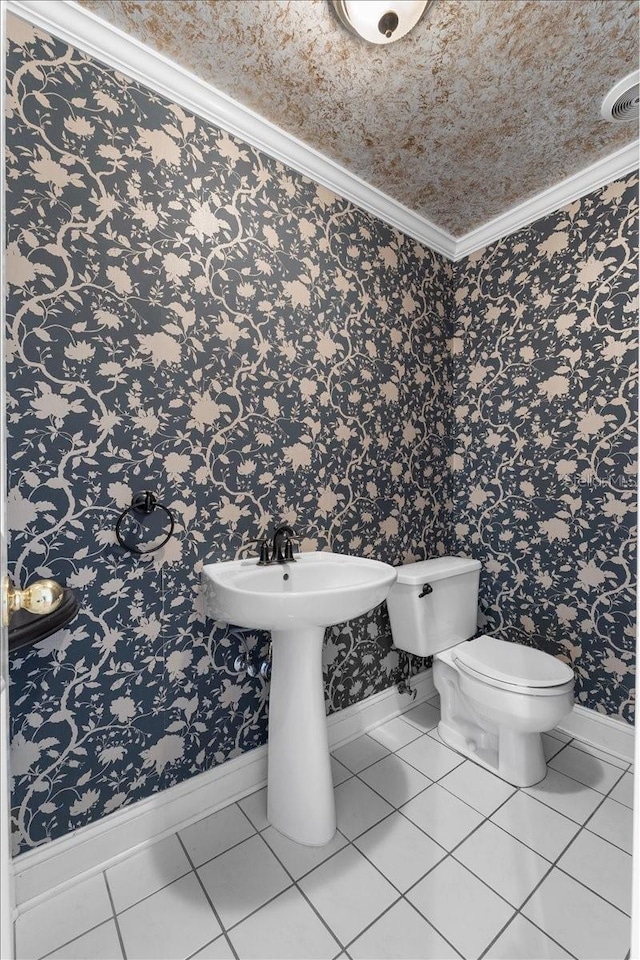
(201, 552, 397, 845)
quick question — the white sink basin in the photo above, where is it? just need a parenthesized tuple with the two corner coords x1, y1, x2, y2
(201, 551, 397, 630)
(202, 551, 397, 847)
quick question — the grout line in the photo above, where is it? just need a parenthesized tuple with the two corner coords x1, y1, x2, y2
(477, 762, 632, 958)
(251, 828, 347, 954)
(175, 834, 240, 960)
(569, 741, 632, 771)
(583, 823, 633, 857)
(184, 935, 229, 960)
(107, 867, 194, 919)
(31, 721, 630, 960)
(555, 864, 632, 918)
(235, 799, 353, 886)
(365, 749, 628, 960)
(178, 821, 260, 871)
(342, 888, 465, 960)
(37, 918, 120, 960)
(103, 872, 128, 960)
(354, 770, 433, 811)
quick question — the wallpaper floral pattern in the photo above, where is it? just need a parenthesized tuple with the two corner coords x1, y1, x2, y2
(451, 174, 638, 723)
(5, 16, 452, 854)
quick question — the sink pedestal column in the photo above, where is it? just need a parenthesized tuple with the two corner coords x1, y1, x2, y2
(267, 627, 336, 846)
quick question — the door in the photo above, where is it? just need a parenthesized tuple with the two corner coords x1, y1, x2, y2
(0, 3, 15, 956)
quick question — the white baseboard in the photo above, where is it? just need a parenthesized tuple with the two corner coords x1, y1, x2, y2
(557, 704, 635, 763)
(13, 671, 434, 910)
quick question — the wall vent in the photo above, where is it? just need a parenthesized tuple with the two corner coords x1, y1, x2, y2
(601, 71, 640, 123)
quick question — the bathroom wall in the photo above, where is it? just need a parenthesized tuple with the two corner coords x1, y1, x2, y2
(5, 17, 453, 854)
(451, 173, 638, 723)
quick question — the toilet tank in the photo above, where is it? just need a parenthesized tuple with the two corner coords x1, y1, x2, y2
(386, 556, 481, 657)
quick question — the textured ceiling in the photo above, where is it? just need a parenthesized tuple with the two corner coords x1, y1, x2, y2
(78, 0, 638, 235)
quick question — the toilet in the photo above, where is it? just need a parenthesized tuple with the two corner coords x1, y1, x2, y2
(386, 557, 574, 787)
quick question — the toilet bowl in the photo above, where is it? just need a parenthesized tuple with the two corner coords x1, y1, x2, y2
(386, 557, 574, 787)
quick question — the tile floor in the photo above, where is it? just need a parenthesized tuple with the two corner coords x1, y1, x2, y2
(15, 694, 634, 960)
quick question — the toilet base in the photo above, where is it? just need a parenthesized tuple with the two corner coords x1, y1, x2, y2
(434, 652, 572, 789)
(438, 719, 547, 788)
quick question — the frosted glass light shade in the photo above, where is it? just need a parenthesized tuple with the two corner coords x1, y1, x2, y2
(332, 0, 431, 45)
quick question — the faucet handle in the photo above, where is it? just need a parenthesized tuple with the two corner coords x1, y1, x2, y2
(243, 538, 271, 565)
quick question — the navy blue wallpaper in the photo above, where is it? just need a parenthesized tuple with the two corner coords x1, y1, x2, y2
(6, 16, 452, 854)
(451, 174, 638, 723)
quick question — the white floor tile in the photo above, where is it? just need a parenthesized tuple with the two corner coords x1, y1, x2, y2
(117, 873, 221, 960)
(425, 724, 448, 746)
(189, 937, 236, 960)
(299, 845, 398, 946)
(587, 796, 634, 853)
(400, 701, 440, 733)
(354, 811, 446, 892)
(16, 873, 112, 960)
(359, 753, 431, 807)
(454, 820, 550, 907)
(331, 756, 352, 786)
(485, 915, 572, 960)
(542, 733, 567, 762)
(523, 767, 603, 823)
(438, 760, 515, 816)
(261, 824, 347, 879)
(44, 921, 123, 960)
(197, 834, 291, 929)
(349, 899, 459, 959)
(179, 803, 256, 867)
(522, 868, 630, 960)
(397, 735, 463, 781)
(570, 740, 631, 770)
(368, 716, 422, 751)
(228, 886, 340, 959)
(549, 744, 624, 794)
(332, 734, 390, 773)
(490, 790, 580, 862)
(407, 856, 514, 959)
(547, 728, 572, 743)
(106, 834, 191, 912)
(334, 776, 394, 840)
(557, 829, 633, 915)
(238, 787, 269, 831)
(401, 782, 483, 850)
(610, 771, 634, 808)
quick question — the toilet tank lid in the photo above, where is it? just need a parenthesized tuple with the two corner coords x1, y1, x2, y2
(395, 556, 481, 585)
(455, 635, 575, 688)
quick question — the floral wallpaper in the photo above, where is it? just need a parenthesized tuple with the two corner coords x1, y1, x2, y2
(5, 16, 452, 854)
(451, 173, 638, 723)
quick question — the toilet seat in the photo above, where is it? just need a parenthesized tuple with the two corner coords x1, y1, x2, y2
(452, 634, 574, 693)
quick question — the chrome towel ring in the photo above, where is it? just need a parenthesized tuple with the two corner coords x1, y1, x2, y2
(115, 491, 175, 555)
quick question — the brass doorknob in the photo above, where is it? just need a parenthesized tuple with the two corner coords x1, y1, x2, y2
(3, 577, 65, 625)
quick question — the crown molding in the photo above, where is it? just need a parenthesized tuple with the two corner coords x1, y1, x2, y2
(5, 0, 458, 259)
(5, 0, 639, 263)
(454, 139, 640, 260)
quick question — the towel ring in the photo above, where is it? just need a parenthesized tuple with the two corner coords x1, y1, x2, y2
(115, 491, 175, 556)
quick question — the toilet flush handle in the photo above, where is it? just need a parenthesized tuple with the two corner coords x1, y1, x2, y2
(418, 583, 433, 598)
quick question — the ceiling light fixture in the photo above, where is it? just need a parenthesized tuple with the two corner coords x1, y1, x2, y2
(331, 0, 434, 45)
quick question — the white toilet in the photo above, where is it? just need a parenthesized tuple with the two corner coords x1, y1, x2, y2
(386, 557, 574, 787)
